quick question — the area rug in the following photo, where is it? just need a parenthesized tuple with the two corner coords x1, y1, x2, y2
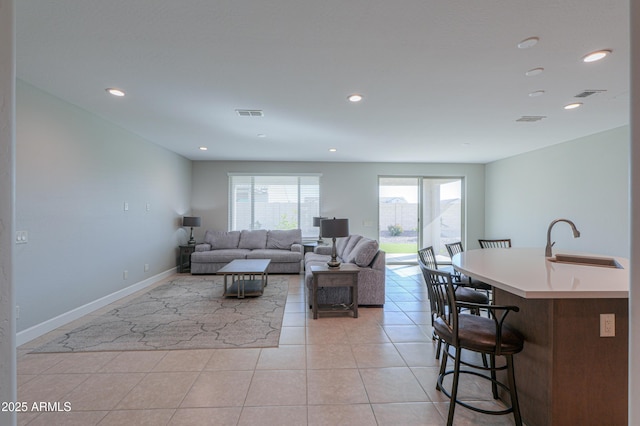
(32, 275, 288, 353)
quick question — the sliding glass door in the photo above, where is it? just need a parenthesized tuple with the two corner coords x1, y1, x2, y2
(421, 178, 463, 262)
(379, 176, 463, 264)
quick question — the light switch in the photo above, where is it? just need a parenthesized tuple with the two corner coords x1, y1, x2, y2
(124, 202, 129, 211)
(16, 231, 28, 244)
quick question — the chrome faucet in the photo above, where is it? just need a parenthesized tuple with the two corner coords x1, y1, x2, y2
(545, 218, 581, 257)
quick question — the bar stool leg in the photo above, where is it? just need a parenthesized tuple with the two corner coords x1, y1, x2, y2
(436, 343, 449, 391)
(506, 355, 523, 426)
(490, 354, 498, 399)
(447, 352, 463, 426)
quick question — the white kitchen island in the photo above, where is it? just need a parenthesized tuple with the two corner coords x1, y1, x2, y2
(453, 248, 629, 426)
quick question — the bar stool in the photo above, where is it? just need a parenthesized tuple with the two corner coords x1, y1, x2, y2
(424, 267, 524, 426)
(444, 241, 492, 295)
(418, 246, 489, 359)
(418, 246, 489, 311)
(478, 238, 512, 248)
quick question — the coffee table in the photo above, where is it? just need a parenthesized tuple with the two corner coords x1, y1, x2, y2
(217, 259, 271, 298)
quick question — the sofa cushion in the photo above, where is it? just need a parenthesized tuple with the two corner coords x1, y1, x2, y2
(345, 238, 379, 267)
(238, 229, 268, 249)
(266, 229, 302, 250)
(205, 230, 241, 249)
(247, 249, 303, 262)
(190, 249, 249, 263)
(305, 252, 330, 263)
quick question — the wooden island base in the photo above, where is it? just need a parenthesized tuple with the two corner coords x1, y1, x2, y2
(495, 288, 628, 426)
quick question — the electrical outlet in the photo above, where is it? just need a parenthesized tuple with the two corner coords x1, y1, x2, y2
(600, 313, 615, 337)
(16, 305, 19, 319)
(144, 264, 149, 272)
(124, 202, 129, 211)
(123, 270, 128, 280)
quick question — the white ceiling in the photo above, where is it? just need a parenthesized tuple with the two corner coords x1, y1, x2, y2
(16, 0, 629, 164)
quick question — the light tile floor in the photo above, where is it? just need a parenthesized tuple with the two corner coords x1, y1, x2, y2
(16, 265, 517, 425)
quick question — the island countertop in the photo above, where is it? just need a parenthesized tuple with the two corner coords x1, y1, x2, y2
(452, 247, 629, 299)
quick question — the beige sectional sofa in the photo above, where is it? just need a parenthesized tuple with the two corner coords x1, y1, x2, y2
(190, 229, 303, 274)
(304, 235, 386, 307)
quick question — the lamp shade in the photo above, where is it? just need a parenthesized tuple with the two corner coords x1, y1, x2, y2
(182, 216, 201, 227)
(320, 218, 349, 238)
(313, 216, 327, 227)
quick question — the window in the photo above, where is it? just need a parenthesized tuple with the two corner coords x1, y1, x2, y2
(229, 174, 320, 239)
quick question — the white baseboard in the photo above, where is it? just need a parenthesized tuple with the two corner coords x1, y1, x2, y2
(16, 268, 177, 347)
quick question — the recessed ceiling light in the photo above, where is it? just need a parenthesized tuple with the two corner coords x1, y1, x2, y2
(199, 146, 208, 151)
(328, 148, 337, 152)
(257, 134, 267, 138)
(582, 50, 611, 63)
(105, 88, 125, 97)
(347, 94, 363, 102)
(525, 67, 544, 77)
(517, 37, 539, 49)
(564, 103, 582, 110)
(528, 90, 545, 97)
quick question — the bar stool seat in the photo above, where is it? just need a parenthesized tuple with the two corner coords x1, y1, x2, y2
(434, 314, 523, 354)
(454, 287, 490, 305)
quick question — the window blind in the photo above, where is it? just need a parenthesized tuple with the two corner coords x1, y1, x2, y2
(228, 174, 320, 239)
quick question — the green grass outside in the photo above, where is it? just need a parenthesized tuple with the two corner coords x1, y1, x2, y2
(379, 242, 418, 254)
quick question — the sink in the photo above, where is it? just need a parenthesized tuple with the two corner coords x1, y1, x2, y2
(548, 254, 623, 269)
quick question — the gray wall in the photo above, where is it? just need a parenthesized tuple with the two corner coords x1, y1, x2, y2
(631, 1, 639, 419)
(191, 161, 485, 247)
(485, 126, 629, 257)
(15, 81, 193, 332)
(0, 1, 16, 425)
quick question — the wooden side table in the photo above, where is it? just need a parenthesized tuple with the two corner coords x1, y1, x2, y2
(310, 264, 359, 319)
(303, 242, 318, 254)
(178, 245, 196, 273)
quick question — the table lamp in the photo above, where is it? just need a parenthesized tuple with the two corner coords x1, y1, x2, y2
(182, 216, 201, 245)
(313, 216, 327, 243)
(320, 217, 349, 268)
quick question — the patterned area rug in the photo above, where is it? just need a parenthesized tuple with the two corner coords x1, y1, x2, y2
(32, 275, 288, 353)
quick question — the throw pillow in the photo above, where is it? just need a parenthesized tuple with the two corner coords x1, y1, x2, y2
(267, 229, 302, 249)
(346, 238, 379, 267)
(335, 236, 350, 258)
(238, 229, 268, 249)
(341, 235, 362, 261)
(205, 230, 241, 249)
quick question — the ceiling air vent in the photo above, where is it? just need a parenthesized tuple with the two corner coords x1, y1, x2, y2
(574, 89, 606, 98)
(516, 116, 546, 122)
(235, 109, 264, 117)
